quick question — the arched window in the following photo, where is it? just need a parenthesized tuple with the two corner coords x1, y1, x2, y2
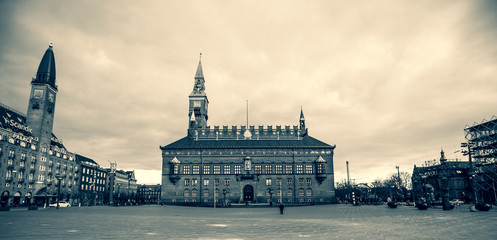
(299, 189, 305, 197)
(203, 189, 209, 197)
(306, 188, 312, 196)
(191, 189, 198, 197)
(287, 189, 293, 197)
(184, 189, 190, 197)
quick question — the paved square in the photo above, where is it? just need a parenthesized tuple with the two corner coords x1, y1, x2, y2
(1, 204, 496, 239)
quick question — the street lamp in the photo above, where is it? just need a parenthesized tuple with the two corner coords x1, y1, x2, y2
(223, 189, 227, 206)
(117, 183, 122, 206)
(269, 188, 274, 206)
(462, 141, 477, 211)
(55, 174, 65, 210)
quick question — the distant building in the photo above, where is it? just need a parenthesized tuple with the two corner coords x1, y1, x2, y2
(160, 55, 336, 206)
(0, 44, 79, 207)
(412, 149, 469, 203)
(75, 154, 108, 205)
(137, 184, 161, 204)
(108, 169, 137, 205)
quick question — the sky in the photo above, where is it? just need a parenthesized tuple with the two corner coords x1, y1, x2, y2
(1, 0, 496, 185)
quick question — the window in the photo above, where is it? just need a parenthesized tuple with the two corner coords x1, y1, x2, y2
(203, 189, 209, 197)
(193, 165, 200, 174)
(192, 189, 198, 197)
(265, 165, 272, 174)
(306, 178, 312, 186)
(192, 179, 198, 186)
(306, 189, 312, 196)
(287, 189, 293, 196)
(203, 179, 209, 186)
(275, 165, 283, 174)
(299, 189, 305, 196)
(296, 165, 303, 174)
(266, 178, 272, 186)
(213, 165, 221, 174)
(8, 150, 15, 159)
(18, 171, 24, 181)
(184, 189, 190, 197)
(203, 165, 210, 175)
(183, 165, 190, 175)
(214, 189, 219, 197)
(214, 179, 219, 186)
(234, 165, 241, 174)
(20, 153, 26, 161)
(28, 173, 34, 181)
(20, 161, 25, 168)
(299, 178, 304, 186)
(287, 178, 292, 186)
(224, 165, 230, 175)
(184, 179, 190, 186)
(254, 165, 262, 174)
(277, 189, 282, 197)
(317, 164, 325, 174)
(39, 165, 46, 171)
(276, 179, 282, 186)
(266, 189, 271, 196)
(286, 165, 293, 174)
(224, 179, 230, 186)
(38, 174, 45, 181)
(305, 165, 313, 174)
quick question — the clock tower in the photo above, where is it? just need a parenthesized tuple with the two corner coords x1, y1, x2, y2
(188, 53, 209, 133)
(26, 43, 58, 149)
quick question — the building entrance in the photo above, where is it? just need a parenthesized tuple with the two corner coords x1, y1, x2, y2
(243, 185, 254, 201)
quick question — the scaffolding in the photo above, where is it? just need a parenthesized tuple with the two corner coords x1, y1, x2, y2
(464, 115, 497, 204)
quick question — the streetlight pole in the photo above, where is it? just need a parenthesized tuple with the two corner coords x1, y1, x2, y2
(462, 142, 477, 210)
(55, 174, 64, 210)
(117, 183, 121, 206)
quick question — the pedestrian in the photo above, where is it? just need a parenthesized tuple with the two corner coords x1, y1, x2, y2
(279, 204, 284, 214)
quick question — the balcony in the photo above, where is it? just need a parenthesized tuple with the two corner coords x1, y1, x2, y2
(169, 174, 181, 184)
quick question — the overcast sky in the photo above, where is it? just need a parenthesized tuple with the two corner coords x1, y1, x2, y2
(1, 0, 496, 185)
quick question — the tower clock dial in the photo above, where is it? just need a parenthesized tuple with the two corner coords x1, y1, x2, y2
(193, 101, 201, 107)
(33, 89, 44, 99)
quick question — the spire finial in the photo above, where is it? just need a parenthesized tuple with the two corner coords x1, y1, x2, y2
(49, 41, 53, 48)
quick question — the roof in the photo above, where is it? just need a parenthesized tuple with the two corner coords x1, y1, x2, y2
(161, 135, 334, 150)
(0, 103, 66, 149)
(75, 154, 99, 166)
(33, 45, 57, 90)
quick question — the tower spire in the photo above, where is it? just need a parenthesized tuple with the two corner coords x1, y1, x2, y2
(33, 43, 57, 90)
(299, 106, 306, 129)
(192, 52, 205, 94)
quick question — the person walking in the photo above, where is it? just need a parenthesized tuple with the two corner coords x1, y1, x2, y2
(279, 204, 284, 214)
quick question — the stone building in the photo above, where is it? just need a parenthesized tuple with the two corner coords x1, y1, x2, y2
(160, 55, 336, 206)
(107, 168, 137, 205)
(75, 154, 108, 205)
(412, 149, 469, 203)
(0, 44, 79, 208)
(137, 184, 161, 204)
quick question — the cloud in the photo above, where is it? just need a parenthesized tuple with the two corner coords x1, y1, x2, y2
(1, 0, 496, 184)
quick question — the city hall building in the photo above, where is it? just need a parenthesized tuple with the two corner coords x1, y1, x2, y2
(160, 56, 336, 205)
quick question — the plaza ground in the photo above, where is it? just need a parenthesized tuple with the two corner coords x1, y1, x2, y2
(1, 204, 496, 239)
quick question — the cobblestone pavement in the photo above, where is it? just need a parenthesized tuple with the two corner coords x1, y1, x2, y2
(1, 204, 496, 240)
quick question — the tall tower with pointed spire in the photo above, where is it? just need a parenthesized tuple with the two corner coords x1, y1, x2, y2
(26, 43, 58, 149)
(299, 107, 307, 136)
(440, 148, 447, 164)
(188, 53, 209, 135)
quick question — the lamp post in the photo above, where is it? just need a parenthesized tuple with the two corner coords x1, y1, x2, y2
(55, 174, 65, 210)
(223, 189, 227, 206)
(462, 141, 477, 211)
(269, 188, 273, 206)
(117, 183, 122, 206)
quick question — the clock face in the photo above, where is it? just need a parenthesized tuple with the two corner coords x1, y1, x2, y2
(33, 89, 44, 99)
(48, 93, 54, 103)
(193, 101, 201, 107)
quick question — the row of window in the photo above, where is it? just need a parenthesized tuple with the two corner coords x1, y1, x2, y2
(80, 184, 105, 192)
(181, 188, 313, 197)
(178, 164, 319, 175)
(3, 149, 78, 171)
(164, 150, 332, 155)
